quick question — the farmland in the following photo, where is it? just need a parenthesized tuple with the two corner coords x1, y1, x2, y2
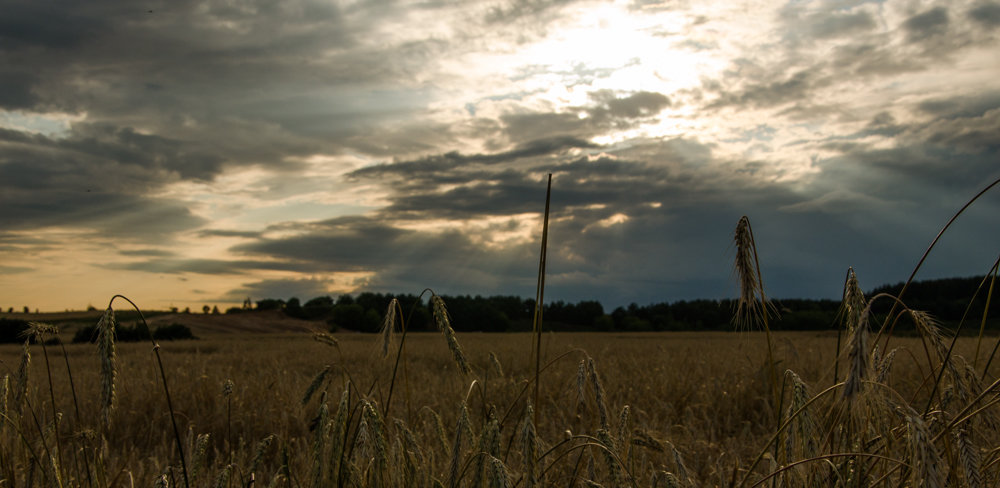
(2, 307, 999, 486)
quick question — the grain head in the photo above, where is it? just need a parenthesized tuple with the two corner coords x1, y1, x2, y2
(380, 298, 399, 358)
(96, 306, 118, 426)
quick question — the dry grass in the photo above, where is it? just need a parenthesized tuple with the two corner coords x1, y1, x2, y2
(2, 322, 998, 487)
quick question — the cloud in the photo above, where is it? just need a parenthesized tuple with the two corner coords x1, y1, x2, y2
(2, 0, 999, 311)
(903, 7, 951, 43)
(118, 249, 177, 258)
(0, 265, 33, 274)
(0, 125, 208, 238)
(500, 91, 673, 143)
(198, 230, 264, 239)
(223, 278, 338, 302)
(969, 2, 1000, 27)
(0, 70, 40, 109)
(709, 69, 825, 109)
(349, 135, 598, 182)
(230, 217, 541, 297)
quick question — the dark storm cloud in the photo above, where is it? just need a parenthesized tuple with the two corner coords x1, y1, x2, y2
(809, 11, 877, 39)
(590, 90, 672, 119)
(0, 71, 39, 110)
(198, 230, 264, 239)
(0, 3, 105, 50)
(349, 134, 725, 222)
(810, 98, 1000, 216)
(917, 91, 1000, 119)
(903, 7, 950, 43)
(970, 2, 1000, 27)
(349, 136, 597, 180)
(232, 217, 540, 296)
(0, 125, 210, 237)
(708, 70, 824, 109)
(0, 0, 441, 165)
(829, 41, 924, 77)
(779, 5, 878, 41)
(228, 151, 927, 305)
(500, 91, 672, 143)
(223, 278, 337, 303)
(106, 257, 321, 275)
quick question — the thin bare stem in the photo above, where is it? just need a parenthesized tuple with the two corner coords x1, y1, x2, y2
(532, 174, 552, 428)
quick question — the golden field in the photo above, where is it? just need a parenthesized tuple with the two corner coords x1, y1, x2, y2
(2, 309, 999, 487)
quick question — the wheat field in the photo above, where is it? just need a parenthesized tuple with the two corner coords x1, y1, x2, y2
(2, 312, 999, 487)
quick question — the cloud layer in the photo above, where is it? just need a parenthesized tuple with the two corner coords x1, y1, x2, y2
(2, 0, 999, 310)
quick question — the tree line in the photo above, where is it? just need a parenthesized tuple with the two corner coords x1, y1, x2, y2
(233, 275, 1000, 333)
(3, 275, 997, 342)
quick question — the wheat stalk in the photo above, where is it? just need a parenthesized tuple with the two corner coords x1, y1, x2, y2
(302, 365, 331, 406)
(13, 340, 30, 416)
(488, 456, 512, 488)
(380, 299, 399, 359)
(471, 409, 500, 488)
(312, 332, 338, 348)
(597, 428, 624, 488)
(521, 403, 538, 488)
(842, 308, 870, 401)
(95, 306, 117, 426)
(0, 374, 8, 432)
(732, 216, 780, 413)
(431, 295, 470, 375)
(905, 412, 944, 488)
(587, 358, 609, 430)
(329, 390, 349, 484)
(448, 402, 470, 488)
(191, 433, 211, 482)
(362, 400, 388, 487)
(954, 428, 983, 488)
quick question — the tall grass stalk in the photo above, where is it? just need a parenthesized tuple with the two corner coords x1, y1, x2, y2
(532, 173, 553, 427)
(107, 294, 190, 488)
(733, 216, 782, 433)
(22, 322, 64, 485)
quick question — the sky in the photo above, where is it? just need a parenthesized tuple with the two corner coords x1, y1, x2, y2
(2, 0, 1000, 312)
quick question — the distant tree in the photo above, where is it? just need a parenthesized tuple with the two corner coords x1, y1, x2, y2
(256, 298, 285, 311)
(242, 297, 253, 310)
(336, 294, 355, 306)
(302, 296, 335, 320)
(203, 305, 211, 314)
(594, 314, 614, 332)
(212, 305, 220, 314)
(170, 306, 179, 313)
(329, 303, 364, 331)
(23, 306, 29, 314)
(7, 307, 12, 313)
(87, 304, 97, 312)
(183, 307, 191, 314)
(0, 318, 31, 343)
(153, 323, 196, 341)
(285, 297, 303, 319)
